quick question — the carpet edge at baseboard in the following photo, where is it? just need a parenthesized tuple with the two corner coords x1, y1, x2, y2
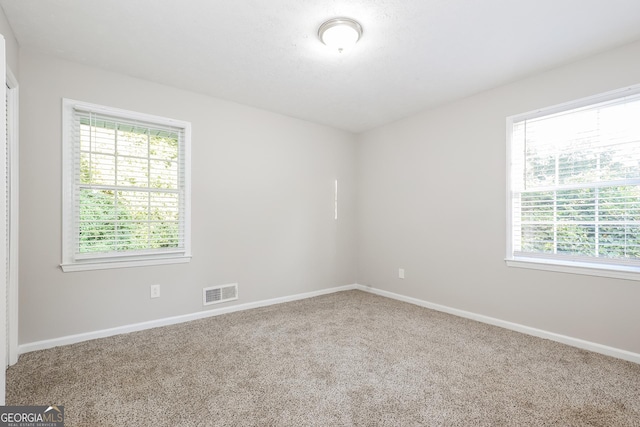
(17, 284, 359, 356)
(357, 284, 640, 365)
(18, 283, 639, 365)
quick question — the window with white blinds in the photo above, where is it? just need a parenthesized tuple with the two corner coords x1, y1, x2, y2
(507, 85, 640, 279)
(61, 99, 191, 272)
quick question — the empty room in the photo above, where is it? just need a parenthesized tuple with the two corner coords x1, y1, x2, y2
(1, 0, 640, 425)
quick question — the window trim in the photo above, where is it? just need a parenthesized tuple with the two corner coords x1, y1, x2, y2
(61, 99, 192, 272)
(505, 84, 640, 281)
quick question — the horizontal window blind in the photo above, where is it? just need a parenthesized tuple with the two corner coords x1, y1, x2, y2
(70, 108, 187, 261)
(509, 90, 640, 268)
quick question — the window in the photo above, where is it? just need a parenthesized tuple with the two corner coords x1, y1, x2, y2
(506, 85, 640, 280)
(62, 99, 191, 272)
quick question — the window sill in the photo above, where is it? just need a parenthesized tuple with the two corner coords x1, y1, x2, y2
(60, 255, 191, 272)
(505, 257, 640, 281)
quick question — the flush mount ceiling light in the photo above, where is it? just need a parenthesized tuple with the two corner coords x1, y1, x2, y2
(318, 18, 363, 53)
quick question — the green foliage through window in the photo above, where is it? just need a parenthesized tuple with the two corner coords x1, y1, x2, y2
(78, 116, 181, 254)
(511, 92, 640, 264)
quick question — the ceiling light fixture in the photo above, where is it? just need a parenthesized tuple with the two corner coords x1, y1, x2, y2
(318, 18, 363, 53)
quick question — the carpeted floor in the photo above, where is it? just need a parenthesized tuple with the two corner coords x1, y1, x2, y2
(6, 290, 640, 426)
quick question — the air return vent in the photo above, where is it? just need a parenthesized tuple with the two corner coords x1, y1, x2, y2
(203, 283, 238, 306)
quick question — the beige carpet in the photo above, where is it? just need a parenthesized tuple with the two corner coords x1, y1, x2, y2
(6, 290, 640, 426)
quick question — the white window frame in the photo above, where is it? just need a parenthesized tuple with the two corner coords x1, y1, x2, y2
(506, 84, 640, 281)
(61, 99, 192, 272)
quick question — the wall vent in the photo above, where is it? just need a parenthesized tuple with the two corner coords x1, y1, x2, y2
(203, 283, 238, 306)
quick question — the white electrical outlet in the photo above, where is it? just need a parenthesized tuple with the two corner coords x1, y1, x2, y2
(150, 284, 161, 298)
(399, 268, 405, 279)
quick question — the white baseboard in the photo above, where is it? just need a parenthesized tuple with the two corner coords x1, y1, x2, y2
(354, 284, 640, 365)
(18, 284, 359, 355)
(19, 282, 640, 365)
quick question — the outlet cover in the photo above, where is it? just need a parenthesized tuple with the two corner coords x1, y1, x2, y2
(150, 284, 161, 298)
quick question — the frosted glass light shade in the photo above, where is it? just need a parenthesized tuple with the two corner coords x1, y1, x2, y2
(318, 18, 363, 52)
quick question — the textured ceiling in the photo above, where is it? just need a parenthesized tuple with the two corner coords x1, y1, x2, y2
(2, 0, 640, 132)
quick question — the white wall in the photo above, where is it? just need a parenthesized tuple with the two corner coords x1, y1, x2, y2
(19, 50, 357, 344)
(357, 40, 640, 354)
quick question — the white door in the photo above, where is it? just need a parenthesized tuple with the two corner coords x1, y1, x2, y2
(0, 34, 7, 405)
(6, 67, 18, 369)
